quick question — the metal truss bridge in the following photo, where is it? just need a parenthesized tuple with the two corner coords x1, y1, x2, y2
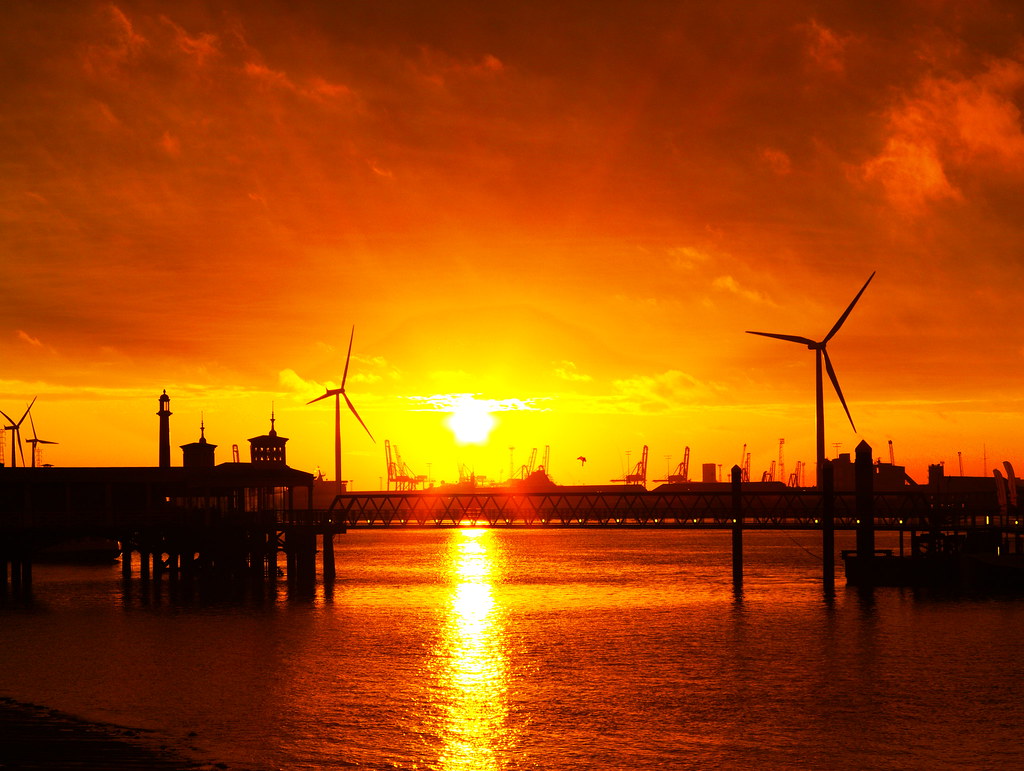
(326, 488, 1011, 530)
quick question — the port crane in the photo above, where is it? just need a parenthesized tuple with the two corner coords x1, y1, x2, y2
(385, 439, 426, 491)
(613, 445, 648, 486)
(654, 446, 690, 483)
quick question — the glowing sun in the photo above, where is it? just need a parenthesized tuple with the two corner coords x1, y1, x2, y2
(446, 396, 497, 444)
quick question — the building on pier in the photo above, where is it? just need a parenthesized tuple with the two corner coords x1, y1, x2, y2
(0, 392, 333, 593)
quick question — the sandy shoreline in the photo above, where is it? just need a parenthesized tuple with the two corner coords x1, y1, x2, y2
(0, 697, 223, 770)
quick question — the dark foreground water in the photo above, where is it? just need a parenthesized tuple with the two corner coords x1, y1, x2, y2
(1, 529, 1022, 770)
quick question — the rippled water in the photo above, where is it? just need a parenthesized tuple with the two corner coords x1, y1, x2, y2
(2, 529, 1023, 770)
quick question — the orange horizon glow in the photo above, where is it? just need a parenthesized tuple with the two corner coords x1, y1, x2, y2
(4, 3, 1024, 488)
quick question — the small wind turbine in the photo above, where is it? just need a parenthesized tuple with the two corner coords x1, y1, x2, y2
(746, 272, 875, 488)
(26, 411, 58, 468)
(308, 326, 375, 493)
(0, 396, 37, 468)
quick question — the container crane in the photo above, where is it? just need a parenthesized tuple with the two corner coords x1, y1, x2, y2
(613, 445, 648, 486)
(385, 439, 426, 491)
(655, 446, 690, 483)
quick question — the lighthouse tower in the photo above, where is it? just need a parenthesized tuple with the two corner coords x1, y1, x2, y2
(158, 390, 172, 468)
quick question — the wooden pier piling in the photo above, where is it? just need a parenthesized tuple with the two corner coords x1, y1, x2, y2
(821, 460, 835, 594)
(731, 465, 743, 587)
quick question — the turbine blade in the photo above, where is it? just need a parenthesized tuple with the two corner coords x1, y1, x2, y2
(341, 326, 355, 390)
(746, 331, 816, 346)
(38, 439, 58, 445)
(0, 409, 15, 426)
(17, 396, 37, 428)
(343, 392, 375, 443)
(17, 432, 25, 466)
(307, 390, 337, 405)
(823, 350, 856, 432)
(823, 272, 875, 344)
(29, 412, 38, 442)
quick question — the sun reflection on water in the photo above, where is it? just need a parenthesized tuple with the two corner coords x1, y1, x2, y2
(438, 528, 509, 771)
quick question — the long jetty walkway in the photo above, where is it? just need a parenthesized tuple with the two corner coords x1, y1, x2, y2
(2, 442, 1022, 594)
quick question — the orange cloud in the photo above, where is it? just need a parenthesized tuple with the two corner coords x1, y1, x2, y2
(712, 275, 775, 305)
(17, 330, 44, 348)
(862, 56, 1024, 212)
(861, 137, 961, 212)
(800, 19, 850, 74)
(760, 147, 792, 176)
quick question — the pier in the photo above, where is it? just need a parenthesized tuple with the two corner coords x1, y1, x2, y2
(2, 418, 1022, 595)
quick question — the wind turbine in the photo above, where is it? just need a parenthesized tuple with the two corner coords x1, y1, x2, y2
(26, 411, 58, 468)
(0, 396, 37, 468)
(308, 327, 375, 493)
(746, 272, 875, 488)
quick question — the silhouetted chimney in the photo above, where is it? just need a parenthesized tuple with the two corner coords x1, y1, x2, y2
(157, 390, 172, 468)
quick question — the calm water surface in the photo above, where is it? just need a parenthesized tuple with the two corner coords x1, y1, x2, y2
(1, 529, 1022, 770)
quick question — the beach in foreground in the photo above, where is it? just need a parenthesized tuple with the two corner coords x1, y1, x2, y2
(0, 698, 222, 771)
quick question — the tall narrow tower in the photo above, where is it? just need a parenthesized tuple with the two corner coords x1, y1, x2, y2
(158, 390, 172, 468)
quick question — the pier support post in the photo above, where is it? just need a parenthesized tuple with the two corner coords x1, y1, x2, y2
(855, 441, 874, 561)
(323, 531, 335, 583)
(731, 465, 743, 587)
(822, 460, 835, 594)
(285, 534, 297, 582)
(121, 542, 132, 579)
(10, 557, 22, 594)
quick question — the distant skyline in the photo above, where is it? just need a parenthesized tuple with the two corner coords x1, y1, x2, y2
(3, 1, 1024, 486)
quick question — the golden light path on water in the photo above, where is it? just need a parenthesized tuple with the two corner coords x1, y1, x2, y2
(438, 528, 509, 771)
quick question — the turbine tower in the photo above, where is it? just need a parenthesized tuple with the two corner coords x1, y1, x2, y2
(0, 396, 37, 468)
(308, 326, 375, 493)
(26, 412, 58, 468)
(746, 272, 875, 488)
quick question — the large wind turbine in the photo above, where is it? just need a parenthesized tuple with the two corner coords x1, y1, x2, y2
(308, 327, 375, 493)
(26, 411, 58, 468)
(0, 396, 37, 468)
(746, 272, 875, 488)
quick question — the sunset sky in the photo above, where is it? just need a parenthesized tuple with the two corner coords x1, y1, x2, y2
(4, 1, 1024, 488)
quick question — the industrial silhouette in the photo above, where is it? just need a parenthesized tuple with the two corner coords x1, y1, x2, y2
(0, 396, 37, 468)
(308, 326, 375, 493)
(746, 272, 875, 487)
